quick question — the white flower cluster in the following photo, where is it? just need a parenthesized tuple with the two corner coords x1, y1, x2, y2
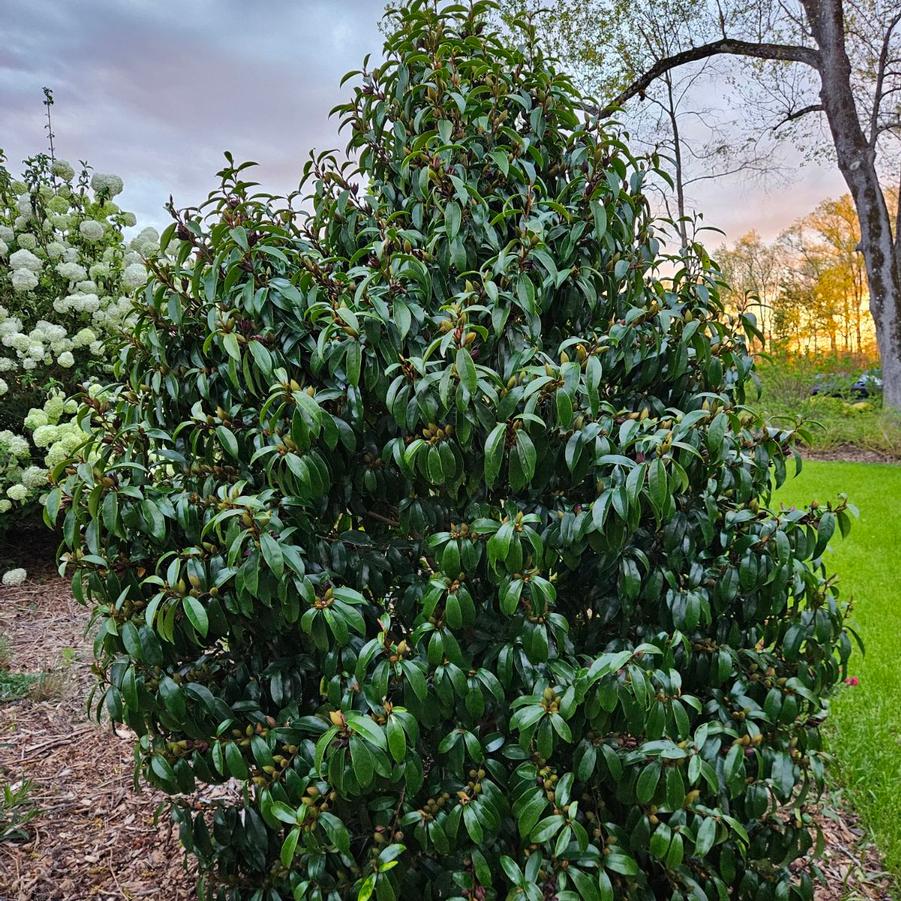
(1, 567, 28, 587)
(91, 173, 124, 198)
(0, 426, 36, 511)
(0, 154, 167, 527)
(0, 390, 84, 512)
(79, 219, 105, 241)
(0, 307, 108, 370)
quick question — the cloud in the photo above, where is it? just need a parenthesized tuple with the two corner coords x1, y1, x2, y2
(0, 0, 384, 227)
(0, 0, 844, 243)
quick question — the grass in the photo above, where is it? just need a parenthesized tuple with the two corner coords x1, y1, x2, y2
(0, 669, 39, 701)
(0, 632, 69, 702)
(776, 460, 901, 878)
(754, 354, 901, 457)
(0, 780, 39, 844)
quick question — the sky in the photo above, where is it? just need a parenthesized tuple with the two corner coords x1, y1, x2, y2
(0, 0, 846, 244)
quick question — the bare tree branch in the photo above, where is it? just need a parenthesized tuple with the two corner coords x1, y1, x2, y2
(773, 103, 825, 131)
(592, 38, 821, 117)
(869, 10, 901, 147)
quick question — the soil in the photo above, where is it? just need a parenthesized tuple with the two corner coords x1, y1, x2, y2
(0, 569, 895, 900)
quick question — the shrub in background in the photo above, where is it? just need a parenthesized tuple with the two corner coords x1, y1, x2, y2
(0, 149, 160, 533)
(753, 351, 901, 458)
(53, 3, 850, 899)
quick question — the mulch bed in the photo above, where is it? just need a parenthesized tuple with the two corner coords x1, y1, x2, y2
(0, 568, 195, 900)
(801, 445, 899, 464)
(0, 570, 895, 900)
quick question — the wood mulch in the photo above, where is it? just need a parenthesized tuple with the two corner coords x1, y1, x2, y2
(0, 567, 195, 900)
(0, 569, 895, 900)
(801, 445, 899, 464)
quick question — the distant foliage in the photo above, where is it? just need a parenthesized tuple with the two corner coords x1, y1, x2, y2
(53, 3, 850, 899)
(0, 150, 160, 528)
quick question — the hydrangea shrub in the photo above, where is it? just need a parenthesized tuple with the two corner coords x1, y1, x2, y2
(0, 149, 160, 524)
(53, 4, 850, 899)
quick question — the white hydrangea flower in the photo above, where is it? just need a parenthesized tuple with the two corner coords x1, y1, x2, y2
(1, 567, 27, 586)
(24, 408, 49, 430)
(91, 173, 124, 197)
(32, 424, 60, 448)
(52, 159, 75, 181)
(79, 219, 105, 241)
(47, 195, 70, 214)
(9, 248, 42, 272)
(1, 154, 166, 525)
(0, 432, 30, 457)
(6, 484, 27, 502)
(73, 327, 97, 347)
(122, 262, 147, 289)
(38, 320, 66, 341)
(44, 393, 66, 422)
(16, 195, 34, 219)
(56, 261, 87, 282)
(21, 466, 48, 489)
(11, 269, 39, 293)
(130, 226, 160, 256)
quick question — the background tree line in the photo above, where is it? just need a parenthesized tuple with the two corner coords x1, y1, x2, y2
(719, 190, 898, 357)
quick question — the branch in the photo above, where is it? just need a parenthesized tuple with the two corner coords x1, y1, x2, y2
(772, 103, 825, 131)
(592, 38, 821, 117)
(895, 168, 901, 257)
(869, 10, 901, 147)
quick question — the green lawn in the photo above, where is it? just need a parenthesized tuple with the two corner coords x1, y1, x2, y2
(776, 460, 901, 877)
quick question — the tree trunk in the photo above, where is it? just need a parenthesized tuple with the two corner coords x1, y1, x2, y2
(808, 0, 901, 406)
(664, 74, 689, 250)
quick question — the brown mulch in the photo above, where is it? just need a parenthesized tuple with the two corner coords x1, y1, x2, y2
(801, 444, 900, 464)
(0, 568, 195, 900)
(809, 805, 895, 900)
(0, 571, 896, 900)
